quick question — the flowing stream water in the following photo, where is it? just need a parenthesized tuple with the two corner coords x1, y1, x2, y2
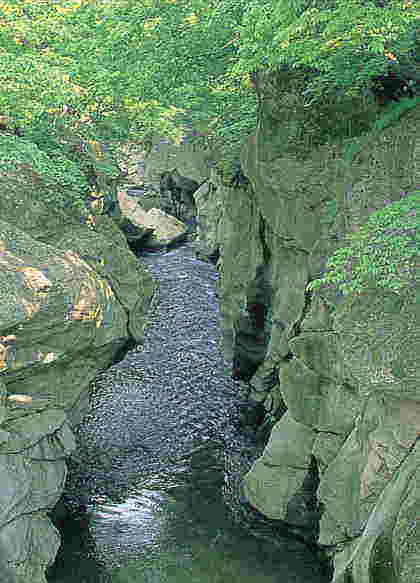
(47, 242, 331, 583)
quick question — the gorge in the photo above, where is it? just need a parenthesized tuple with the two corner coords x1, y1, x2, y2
(0, 64, 418, 583)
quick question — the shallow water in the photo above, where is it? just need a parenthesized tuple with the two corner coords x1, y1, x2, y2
(48, 242, 331, 583)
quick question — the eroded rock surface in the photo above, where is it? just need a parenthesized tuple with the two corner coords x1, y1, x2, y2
(0, 183, 155, 582)
(186, 69, 420, 583)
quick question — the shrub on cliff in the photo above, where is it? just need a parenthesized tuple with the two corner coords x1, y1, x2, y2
(308, 190, 420, 296)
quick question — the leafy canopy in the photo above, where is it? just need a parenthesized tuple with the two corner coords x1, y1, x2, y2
(0, 0, 260, 196)
(235, 0, 419, 101)
(0, 0, 418, 146)
(0, 0, 256, 146)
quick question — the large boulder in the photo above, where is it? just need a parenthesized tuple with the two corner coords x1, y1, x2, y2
(117, 190, 188, 249)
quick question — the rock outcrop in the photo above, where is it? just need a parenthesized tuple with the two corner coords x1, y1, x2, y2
(222, 72, 418, 582)
(110, 81, 419, 580)
(184, 70, 419, 582)
(0, 177, 155, 582)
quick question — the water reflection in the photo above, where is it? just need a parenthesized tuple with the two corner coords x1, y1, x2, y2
(91, 490, 174, 554)
(48, 472, 330, 583)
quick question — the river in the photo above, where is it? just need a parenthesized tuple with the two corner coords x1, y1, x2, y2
(47, 241, 331, 583)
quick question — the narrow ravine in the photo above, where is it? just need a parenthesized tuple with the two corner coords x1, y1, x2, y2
(48, 242, 331, 583)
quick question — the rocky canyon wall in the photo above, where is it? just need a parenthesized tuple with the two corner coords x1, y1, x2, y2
(197, 69, 419, 583)
(0, 179, 156, 582)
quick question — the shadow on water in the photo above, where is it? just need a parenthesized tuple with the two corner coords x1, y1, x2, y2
(47, 513, 110, 583)
(49, 476, 331, 583)
(48, 242, 332, 583)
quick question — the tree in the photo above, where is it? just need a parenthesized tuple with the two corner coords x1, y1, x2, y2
(0, 0, 417, 206)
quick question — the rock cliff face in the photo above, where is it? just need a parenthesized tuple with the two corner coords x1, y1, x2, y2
(0, 181, 155, 582)
(190, 70, 419, 582)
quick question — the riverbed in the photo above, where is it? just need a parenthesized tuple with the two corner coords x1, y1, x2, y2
(47, 242, 331, 583)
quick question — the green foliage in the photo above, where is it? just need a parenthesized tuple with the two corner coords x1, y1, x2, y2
(0, 0, 255, 140)
(309, 191, 420, 296)
(0, 0, 417, 210)
(0, 0, 258, 206)
(372, 95, 420, 131)
(342, 96, 420, 164)
(0, 133, 88, 210)
(234, 0, 419, 103)
(1, 0, 418, 125)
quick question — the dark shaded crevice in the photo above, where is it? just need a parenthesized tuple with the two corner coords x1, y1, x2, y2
(289, 284, 313, 341)
(126, 231, 158, 254)
(312, 428, 345, 437)
(159, 169, 200, 225)
(259, 213, 272, 265)
(196, 246, 220, 266)
(231, 359, 260, 383)
(229, 162, 251, 189)
(47, 508, 111, 583)
(110, 336, 137, 365)
(231, 214, 273, 382)
(238, 456, 333, 577)
(255, 412, 278, 448)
